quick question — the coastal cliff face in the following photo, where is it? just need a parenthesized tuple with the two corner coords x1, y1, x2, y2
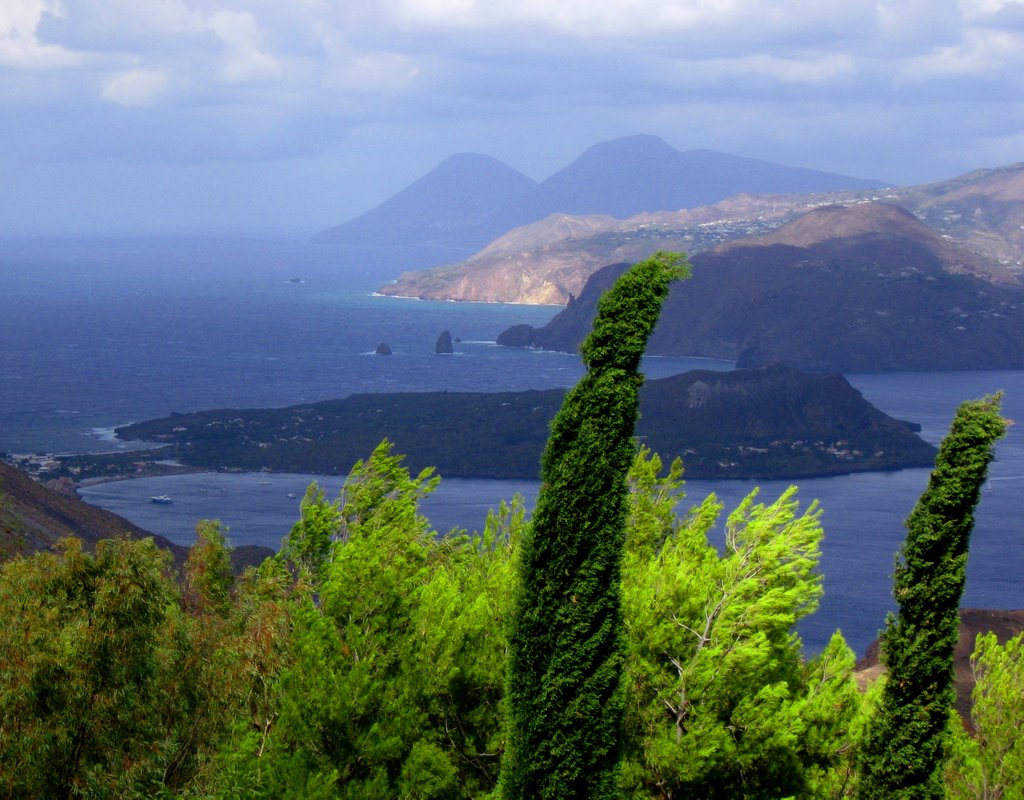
(379, 162, 1024, 305)
(499, 203, 1024, 373)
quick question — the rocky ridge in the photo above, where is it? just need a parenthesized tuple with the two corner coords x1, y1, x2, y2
(498, 203, 1024, 373)
(382, 162, 1024, 304)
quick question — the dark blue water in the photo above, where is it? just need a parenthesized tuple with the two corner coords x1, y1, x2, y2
(4, 237, 1023, 656)
(0, 237, 721, 454)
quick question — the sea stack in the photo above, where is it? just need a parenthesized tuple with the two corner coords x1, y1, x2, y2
(436, 330, 454, 354)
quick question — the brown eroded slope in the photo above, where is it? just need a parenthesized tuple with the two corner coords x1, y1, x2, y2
(1, 461, 187, 563)
(380, 163, 1024, 304)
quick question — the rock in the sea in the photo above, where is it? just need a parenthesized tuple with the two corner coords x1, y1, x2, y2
(375, 342, 393, 355)
(497, 324, 536, 348)
(436, 330, 454, 354)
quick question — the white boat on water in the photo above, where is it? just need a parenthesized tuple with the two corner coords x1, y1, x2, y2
(150, 495, 173, 504)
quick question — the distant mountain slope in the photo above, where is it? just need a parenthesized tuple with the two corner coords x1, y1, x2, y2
(380, 162, 1024, 304)
(114, 364, 935, 480)
(314, 153, 538, 249)
(498, 203, 1024, 373)
(898, 162, 1024, 267)
(510, 135, 881, 221)
(319, 135, 880, 252)
(0, 461, 186, 563)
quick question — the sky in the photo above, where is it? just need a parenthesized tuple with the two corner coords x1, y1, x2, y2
(2, 0, 1023, 235)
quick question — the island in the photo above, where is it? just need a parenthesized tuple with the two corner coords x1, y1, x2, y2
(97, 365, 936, 481)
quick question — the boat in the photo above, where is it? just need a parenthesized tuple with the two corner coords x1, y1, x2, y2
(150, 495, 173, 504)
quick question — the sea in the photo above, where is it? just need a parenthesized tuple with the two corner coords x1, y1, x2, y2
(2, 236, 1022, 656)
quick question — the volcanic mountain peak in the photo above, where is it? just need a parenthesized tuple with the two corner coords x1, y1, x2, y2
(314, 152, 537, 248)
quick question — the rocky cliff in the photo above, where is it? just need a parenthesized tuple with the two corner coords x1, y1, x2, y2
(382, 162, 1024, 304)
(499, 203, 1024, 372)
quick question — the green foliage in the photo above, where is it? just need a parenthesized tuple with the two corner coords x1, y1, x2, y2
(857, 395, 1008, 799)
(946, 631, 1024, 799)
(501, 252, 691, 799)
(620, 448, 862, 799)
(279, 483, 341, 585)
(212, 440, 524, 799)
(4, 375, 1011, 798)
(0, 536, 176, 797)
(184, 519, 235, 613)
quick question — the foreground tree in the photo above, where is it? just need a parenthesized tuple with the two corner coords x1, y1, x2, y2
(0, 536, 176, 797)
(947, 630, 1024, 799)
(500, 252, 691, 799)
(857, 395, 1008, 799)
(209, 440, 522, 799)
(620, 449, 863, 799)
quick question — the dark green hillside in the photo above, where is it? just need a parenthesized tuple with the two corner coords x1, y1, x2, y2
(113, 364, 935, 480)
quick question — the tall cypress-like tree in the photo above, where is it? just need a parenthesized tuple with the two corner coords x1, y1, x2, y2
(856, 395, 1007, 799)
(500, 251, 691, 799)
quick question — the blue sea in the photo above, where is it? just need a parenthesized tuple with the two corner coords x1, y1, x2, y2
(2, 236, 1022, 656)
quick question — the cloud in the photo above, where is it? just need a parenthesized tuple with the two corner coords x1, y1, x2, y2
(207, 10, 280, 83)
(2, 0, 1023, 233)
(689, 52, 857, 85)
(0, 0, 81, 69)
(900, 26, 1024, 79)
(101, 68, 169, 106)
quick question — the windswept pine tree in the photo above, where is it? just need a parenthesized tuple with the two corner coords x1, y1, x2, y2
(500, 251, 691, 799)
(856, 395, 1008, 799)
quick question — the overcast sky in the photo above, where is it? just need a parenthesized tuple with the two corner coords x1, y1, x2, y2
(2, 0, 1023, 234)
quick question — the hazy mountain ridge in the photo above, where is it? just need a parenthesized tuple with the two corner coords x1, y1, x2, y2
(320, 134, 879, 255)
(382, 162, 1024, 304)
(498, 203, 1024, 373)
(314, 153, 539, 249)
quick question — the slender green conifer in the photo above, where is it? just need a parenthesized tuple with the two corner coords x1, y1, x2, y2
(856, 394, 1008, 799)
(500, 251, 691, 800)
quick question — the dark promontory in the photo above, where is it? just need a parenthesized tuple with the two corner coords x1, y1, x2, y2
(113, 365, 935, 480)
(498, 203, 1024, 372)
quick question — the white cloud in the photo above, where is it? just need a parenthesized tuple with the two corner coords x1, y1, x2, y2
(322, 51, 421, 93)
(899, 26, 1024, 78)
(696, 52, 857, 84)
(0, 0, 80, 69)
(101, 68, 168, 105)
(3, 0, 1024, 233)
(384, 0, 871, 39)
(207, 10, 280, 83)
(958, 0, 1024, 22)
